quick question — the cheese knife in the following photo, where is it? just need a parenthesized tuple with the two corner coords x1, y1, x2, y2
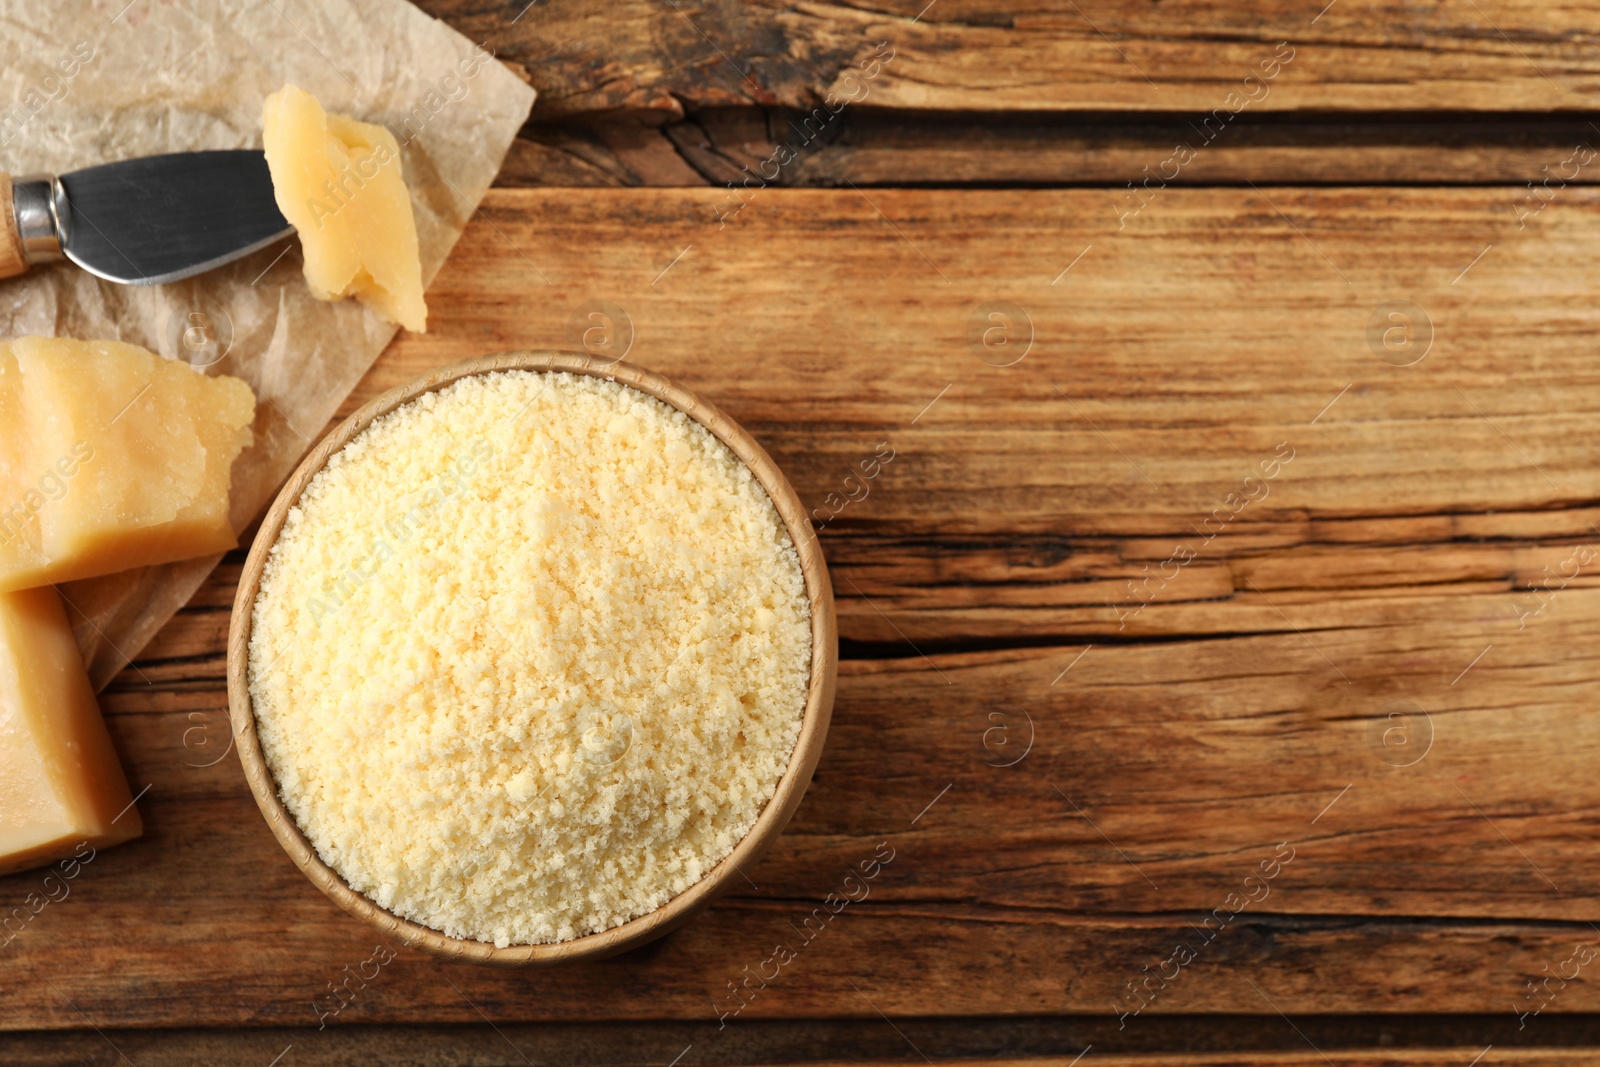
(0, 150, 293, 286)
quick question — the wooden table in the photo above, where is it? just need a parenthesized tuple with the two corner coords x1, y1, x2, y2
(12, 2, 1600, 1063)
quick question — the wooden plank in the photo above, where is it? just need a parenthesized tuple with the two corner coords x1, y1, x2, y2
(506, 114, 1600, 188)
(1, 1029, 1590, 1067)
(12, 804, 1600, 1027)
(43, 621, 1600, 1023)
(419, 0, 1600, 119)
(683, 113, 1600, 188)
(348, 187, 1600, 536)
(12, 187, 1600, 1028)
(92, 591, 1600, 924)
(824, 526, 1600, 645)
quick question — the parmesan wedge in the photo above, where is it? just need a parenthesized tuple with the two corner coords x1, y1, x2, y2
(0, 586, 141, 877)
(262, 83, 427, 332)
(0, 337, 255, 592)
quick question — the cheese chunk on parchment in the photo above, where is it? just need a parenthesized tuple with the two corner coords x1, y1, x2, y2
(0, 337, 255, 592)
(262, 83, 427, 332)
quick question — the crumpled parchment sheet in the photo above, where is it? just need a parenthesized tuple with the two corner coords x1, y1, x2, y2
(0, 0, 536, 688)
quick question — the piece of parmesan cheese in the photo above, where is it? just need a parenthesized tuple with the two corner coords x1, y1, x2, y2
(262, 83, 427, 332)
(0, 337, 255, 591)
(247, 371, 810, 946)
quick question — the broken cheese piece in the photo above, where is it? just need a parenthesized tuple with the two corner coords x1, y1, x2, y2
(262, 83, 427, 332)
(0, 586, 141, 877)
(0, 337, 256, 592)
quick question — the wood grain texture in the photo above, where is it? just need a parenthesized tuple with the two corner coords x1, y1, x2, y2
(0, 172, 26, 279)
(505, 113, 1600, 189)
(2, 1014, 1595, 1063)
(1, 1025, 1592, 1067)
(347, 186, 1600, 538)
(8, 187, 1600, 1030)
(683, 113, 1600, 189)
(418, 0, 1600, 119)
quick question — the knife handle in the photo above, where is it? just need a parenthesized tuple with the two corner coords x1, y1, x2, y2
(0, 173, 64, 280)
(0, 174, 25, 279)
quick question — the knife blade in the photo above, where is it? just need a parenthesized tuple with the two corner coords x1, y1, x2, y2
(1, 150, 294, 286)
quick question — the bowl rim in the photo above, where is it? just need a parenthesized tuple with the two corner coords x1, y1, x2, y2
(225, 351, 837, 966)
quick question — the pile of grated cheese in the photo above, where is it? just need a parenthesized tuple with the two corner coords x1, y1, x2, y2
(247, 370, 811, 946)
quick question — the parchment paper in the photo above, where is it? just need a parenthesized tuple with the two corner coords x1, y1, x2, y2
(0, 0, 537, 688)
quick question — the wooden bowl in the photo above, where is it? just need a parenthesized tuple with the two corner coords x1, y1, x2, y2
(226, 352, 837, 966)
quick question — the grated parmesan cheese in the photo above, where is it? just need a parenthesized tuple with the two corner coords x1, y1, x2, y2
(247, 371, 810, 946)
